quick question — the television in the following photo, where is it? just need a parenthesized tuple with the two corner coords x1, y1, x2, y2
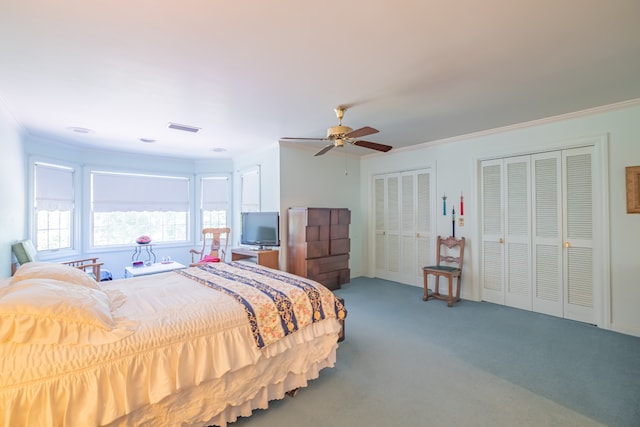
(240, 211, 280, 249)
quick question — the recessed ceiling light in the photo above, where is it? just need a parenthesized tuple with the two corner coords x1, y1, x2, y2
(139, 138, 156, 143)
(66, 126, 94, 134)
(210, 147, 226, 152)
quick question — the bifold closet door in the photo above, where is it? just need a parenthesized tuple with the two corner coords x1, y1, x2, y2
(374, 174, 401, 278)
(532, 152, 563, 317)
(374, 170, 433, 286)
(480, 157, 532, 308)
(482, 146, 595, 324)
(562, 147, 594, 324)
(481, 159, 505, 304)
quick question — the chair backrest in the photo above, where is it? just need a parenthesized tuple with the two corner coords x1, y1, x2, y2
(196, 227, 231, 262)
(11, 240, 39, 265)
(436, 235, 465, 269)
(11, 239, 103, 281)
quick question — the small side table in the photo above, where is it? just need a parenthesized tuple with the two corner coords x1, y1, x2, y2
(124, 261, 185, 278)
(132, 243, 156, 263)
(231, 247, 279, 269)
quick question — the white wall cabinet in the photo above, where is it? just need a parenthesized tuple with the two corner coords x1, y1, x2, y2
(481, 146, 596, 324)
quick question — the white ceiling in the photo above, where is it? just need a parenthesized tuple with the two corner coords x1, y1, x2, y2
(1, 1, 639, 160)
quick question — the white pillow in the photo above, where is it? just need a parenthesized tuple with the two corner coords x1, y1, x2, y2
(11, 261, 101, 289)
(0, 278, 136, 345)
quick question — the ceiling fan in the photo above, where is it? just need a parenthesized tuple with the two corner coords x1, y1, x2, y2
(281, 107, 393, 156)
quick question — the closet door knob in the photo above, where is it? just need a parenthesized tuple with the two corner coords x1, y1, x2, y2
(499, 238, 504, 244)
(565, 241, 570, 248)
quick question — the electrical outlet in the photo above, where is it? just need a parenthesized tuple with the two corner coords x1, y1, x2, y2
(458, 218, 464, 226)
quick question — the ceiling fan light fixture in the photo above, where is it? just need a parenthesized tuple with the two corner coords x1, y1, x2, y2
(327, 125, 352, 138)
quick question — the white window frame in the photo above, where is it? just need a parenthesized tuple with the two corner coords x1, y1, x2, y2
(30, 158, 81, 258)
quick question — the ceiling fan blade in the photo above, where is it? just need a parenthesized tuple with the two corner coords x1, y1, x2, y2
(314, 143, 335, 156)
(280, 136, 327, 141)
(345, 126, 378, 139)
(352, 140, 393, 153)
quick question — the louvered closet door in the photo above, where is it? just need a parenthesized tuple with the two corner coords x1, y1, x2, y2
(386, 175, 401, 275)
(415, 171, 432, 285)
(374, 174, 401, 279)
(400, 173, 417, 283)
(374, 176, 386, 273)
(563, 147, 594, 324)
(504, 156, 532, 310)
(532, 152, 563, 317)
(481, 159, 505, 304)
(374, 170, 434, 285)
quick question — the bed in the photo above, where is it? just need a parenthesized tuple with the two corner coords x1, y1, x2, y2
(0, 261, 346, 426)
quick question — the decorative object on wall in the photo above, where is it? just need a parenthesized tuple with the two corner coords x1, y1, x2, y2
(442, 194, 447, 216)
(460, 192, 464, 216)
(626, 166, 640, 214)
(452, 207, 456, 237)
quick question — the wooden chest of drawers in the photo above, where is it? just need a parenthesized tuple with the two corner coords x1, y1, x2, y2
(287, 207, 350, 290)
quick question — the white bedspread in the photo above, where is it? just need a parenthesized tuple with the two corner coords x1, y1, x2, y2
(0, 267, 342, 426)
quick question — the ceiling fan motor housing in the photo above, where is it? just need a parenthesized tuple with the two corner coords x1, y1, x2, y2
(327, 125, 353, 139)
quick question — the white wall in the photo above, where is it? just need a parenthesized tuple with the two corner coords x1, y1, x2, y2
(279, 144, 362, 275)
(361, 101, 640, 337)
(0, 103, 26, 278)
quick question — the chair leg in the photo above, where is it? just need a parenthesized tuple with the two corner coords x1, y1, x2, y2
(434, 276, 440, 296)
(456, 275, 462, 302)
(447, 277, 454, 307)
(423, 272, 429, 301)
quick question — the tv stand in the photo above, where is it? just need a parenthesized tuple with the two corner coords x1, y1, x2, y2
(231, 247, 279, 270)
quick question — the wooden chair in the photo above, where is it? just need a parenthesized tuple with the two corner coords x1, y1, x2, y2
(422, 235, 465, 307)
(11, 239, 104, 281)
(189, 227, 231, 265)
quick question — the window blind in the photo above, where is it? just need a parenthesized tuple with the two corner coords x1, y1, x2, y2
(201, 176, 229, 210)
(92, 172, 189, 212)
(35, 163, 74, 210)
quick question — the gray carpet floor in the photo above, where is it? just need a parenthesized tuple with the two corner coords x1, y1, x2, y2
(232, 277, 640, 427)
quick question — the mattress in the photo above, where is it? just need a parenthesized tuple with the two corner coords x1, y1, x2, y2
(0, 262, 344, 426)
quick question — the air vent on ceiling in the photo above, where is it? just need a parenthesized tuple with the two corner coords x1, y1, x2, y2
(168, 122, 201, 133)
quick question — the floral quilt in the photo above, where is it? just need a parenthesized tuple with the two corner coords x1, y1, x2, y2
(175, 262, 346, 348)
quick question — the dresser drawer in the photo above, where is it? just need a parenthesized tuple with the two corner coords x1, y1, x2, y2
(305, 225, 330, 241)
(331, 208, 351, 225)
(330, 224, 349, 239)
(309, 268, 350, 290)
(306, 240, 329, 258)
(306, 254, 349, 275)
(330, 238, 350, 255)
(308, 208, 330, 225)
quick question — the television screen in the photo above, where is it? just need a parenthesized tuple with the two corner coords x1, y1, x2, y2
(240, 212, 280, 249)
